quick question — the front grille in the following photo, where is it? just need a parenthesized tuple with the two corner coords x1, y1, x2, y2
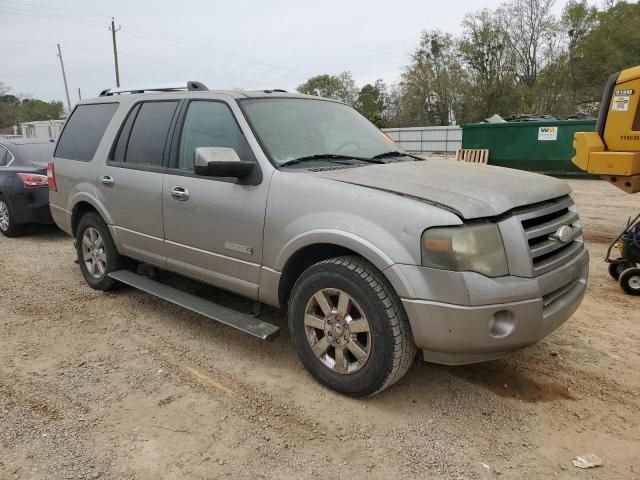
(516, 196, 584, 276)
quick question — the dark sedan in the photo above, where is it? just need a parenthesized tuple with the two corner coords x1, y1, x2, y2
(0, 138, 55, 237)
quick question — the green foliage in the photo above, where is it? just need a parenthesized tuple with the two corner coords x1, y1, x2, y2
(569, 1, 640, 105)
(356, 80, 388, 127)
(392, 31, 467, 126)
(296, 72, 358, 106)
(0, 83, 64, 129)
(297, 1, 640, 127)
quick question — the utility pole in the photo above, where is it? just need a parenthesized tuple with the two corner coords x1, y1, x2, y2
(109, 17, 121, 87)
(56, 43, 72, 113)
(78, 88, 82, 101)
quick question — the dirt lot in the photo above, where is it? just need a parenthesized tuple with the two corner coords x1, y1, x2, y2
(1, 178, 639, 480)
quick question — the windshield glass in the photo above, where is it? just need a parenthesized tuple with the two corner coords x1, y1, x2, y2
(241, 98, 402, 165)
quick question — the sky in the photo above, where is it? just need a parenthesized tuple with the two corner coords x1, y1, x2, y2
(1, 0, 584, 109)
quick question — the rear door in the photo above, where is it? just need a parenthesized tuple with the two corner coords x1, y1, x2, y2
(96, 99, 181, 266)
(162, 97, 269, 299)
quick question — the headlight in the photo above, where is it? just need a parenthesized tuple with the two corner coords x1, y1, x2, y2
(421, 223, 508, 277)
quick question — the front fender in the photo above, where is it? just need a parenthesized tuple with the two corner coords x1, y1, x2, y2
(273, 228, 396, 273)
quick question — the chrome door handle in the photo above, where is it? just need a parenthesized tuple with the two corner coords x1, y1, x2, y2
(170, 186, 190, 201)
(100, 175, 114, 186)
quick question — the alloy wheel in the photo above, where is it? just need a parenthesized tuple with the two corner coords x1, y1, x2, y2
(0, 201, 9, 232)
(304, 288, 372, 374)
(82, 227, 107, 279)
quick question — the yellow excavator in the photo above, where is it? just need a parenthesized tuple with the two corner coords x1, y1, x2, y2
(573, 65, 640, 295)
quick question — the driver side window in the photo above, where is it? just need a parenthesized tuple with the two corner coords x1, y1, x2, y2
(178, 101, 247, 171)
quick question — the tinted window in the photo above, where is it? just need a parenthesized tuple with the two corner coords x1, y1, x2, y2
(125, 101, 178, 166)
(55, 103, 118, 161)
(178, 101, 244, 170)
(112, 104, 140, 163)
(0, 147, 8, 167)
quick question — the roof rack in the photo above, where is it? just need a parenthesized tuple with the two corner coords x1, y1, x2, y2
(263, 89, 287, 93)
(99, 81, 208, 96)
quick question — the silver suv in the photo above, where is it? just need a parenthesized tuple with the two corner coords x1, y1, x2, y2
(49, 82, 588, 397)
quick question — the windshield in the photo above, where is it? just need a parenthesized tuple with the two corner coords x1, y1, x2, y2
(240, 98, 402, 166)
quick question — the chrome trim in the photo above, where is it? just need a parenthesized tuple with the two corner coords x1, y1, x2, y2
(499, 195, 585, 277)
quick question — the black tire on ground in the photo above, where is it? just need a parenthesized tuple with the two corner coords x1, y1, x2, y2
(75, 211, 126, 291)
(608, 262, 635, 281)
(619, 267, 640, 296)
(288, 256, 416, 397)
(0, 195, 26, 238)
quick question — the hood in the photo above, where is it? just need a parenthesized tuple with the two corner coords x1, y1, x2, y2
(310, 160, 571, 219)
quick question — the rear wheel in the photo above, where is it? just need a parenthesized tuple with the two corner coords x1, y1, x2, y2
(288, 256, 416, 397)
(76, 212, 126, 291)
(0, 196, 26, 237)
(619, 267, 640, 296)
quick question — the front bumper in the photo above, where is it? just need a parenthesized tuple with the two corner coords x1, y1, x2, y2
(397, 249, 588, 365)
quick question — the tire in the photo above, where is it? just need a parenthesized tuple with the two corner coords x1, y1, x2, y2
(608, 262, 634, 281)
(619, 267, 640, 296)
(0, 195, 26, 237)
(75, 212, 126, 291)
(288, 256, 416, 397)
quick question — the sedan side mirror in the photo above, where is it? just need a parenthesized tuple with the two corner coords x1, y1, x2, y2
(194, 147, 255, 178)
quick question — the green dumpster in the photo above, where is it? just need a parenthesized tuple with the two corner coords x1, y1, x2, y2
(461, 119, 596, 175)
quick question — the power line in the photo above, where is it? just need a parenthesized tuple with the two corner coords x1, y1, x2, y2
(0, 6, 104, 27)
(0, 0, 111, 19)
(0, 0, 309, 79)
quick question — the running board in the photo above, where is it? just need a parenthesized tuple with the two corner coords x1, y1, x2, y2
(108, 270, 280, 341)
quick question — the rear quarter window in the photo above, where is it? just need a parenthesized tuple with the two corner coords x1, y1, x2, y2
(54, 103, 119, 161)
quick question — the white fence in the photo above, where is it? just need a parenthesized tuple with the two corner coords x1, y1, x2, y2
(383, 126, 462, 154)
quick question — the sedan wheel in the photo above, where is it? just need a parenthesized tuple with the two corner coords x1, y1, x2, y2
(81, 227, 107, 279)
(0, 200, 9, 232)
(304, 288, 372, 374)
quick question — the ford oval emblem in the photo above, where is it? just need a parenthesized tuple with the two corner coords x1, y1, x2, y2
(552, 225, 574, 243)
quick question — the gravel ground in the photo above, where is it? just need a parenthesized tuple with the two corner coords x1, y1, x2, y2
(1, 178, 639, 480)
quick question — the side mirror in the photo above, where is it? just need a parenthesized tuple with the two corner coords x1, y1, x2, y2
(194, 147, 255, 178)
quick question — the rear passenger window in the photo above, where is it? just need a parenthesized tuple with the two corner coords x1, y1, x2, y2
(123, 101, 178, 167)
(0, 147, 8, 167)
(55, 103, 118, 161)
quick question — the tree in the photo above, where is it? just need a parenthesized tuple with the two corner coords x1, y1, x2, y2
(391, 31, 467, 126)
(458, 9, 519, 120)
(502, 0, 559, 88)
(0, 83, 64, 129)
(355, 80, 389, 127)
(296, 71, 358, 105)
(569, 1, 640, 106)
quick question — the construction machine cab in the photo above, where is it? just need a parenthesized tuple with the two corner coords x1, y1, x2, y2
(573, 65, 640, 193)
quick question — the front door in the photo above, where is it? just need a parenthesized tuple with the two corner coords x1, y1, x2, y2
(96, 99, 180, 266)
(162, 99, 270, 299)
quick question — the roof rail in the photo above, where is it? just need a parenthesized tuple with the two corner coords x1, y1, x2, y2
(99, 81, 208, 96)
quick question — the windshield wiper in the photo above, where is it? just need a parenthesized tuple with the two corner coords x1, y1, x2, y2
(280, 154, 383, 168)
(371, 151, 421, 160)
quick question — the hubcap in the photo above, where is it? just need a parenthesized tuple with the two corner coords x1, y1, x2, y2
(0, 201, 9, 232)
(304, 288, 372, 374)
(629, 275, 640, 290)
(82, 227, 107, 279)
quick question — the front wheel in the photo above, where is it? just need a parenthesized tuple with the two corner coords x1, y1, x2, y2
(75, 212, 126, 291)
(288, 256, 416, 397)
(619, 267, 640, 296)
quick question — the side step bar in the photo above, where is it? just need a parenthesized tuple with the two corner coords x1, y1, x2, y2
(108, 270, 280, 341)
